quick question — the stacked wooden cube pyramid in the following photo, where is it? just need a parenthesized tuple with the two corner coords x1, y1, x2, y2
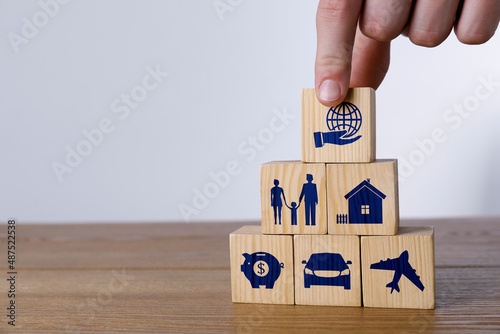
(230, 88, 435, 309)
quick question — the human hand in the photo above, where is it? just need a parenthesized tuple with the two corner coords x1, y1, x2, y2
(315, 0, 500, 107)
(314, 129, 361, 147)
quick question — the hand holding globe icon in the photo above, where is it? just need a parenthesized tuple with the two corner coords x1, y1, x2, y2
(327, 102, 362, 137)
(314, 102, 363, 147)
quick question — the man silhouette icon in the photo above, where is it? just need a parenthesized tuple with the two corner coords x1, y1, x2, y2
(299, 174, 318, 226)
(270, 179, 286, 225)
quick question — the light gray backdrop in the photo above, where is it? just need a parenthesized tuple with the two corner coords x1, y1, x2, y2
(1, 0, 499, 223)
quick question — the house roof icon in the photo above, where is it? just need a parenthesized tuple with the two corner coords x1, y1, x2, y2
(344, 179, 386, 200)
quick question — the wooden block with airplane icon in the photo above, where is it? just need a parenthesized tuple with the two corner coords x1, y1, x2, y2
(326, 159, 399, 235)
(261, 161, 327, 235)
(294, 234, 361, 306)
(230, 225, 294, 304)
(302, 87, 376, 163)
(361, 226, 435, 309)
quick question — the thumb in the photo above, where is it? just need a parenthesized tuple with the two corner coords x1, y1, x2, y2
(315, 0, 363, 107)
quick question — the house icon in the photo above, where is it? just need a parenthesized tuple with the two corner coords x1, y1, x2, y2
(338, 179, 386, 224)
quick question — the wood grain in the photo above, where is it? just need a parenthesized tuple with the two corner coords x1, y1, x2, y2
(326, 159, 399, 235)
(302, 87, 376, 163)
(261, 161, 327, 234)
(294, 234, 361, 306)
(361, 227, 435, 309)
(0, 218, 498, 333)
(230, 226, 294, 304)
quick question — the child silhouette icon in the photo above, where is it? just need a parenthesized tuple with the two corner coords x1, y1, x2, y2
(286, 201, 301, 226)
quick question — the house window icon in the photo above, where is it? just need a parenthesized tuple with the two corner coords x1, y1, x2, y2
(361, 205, 369, 215)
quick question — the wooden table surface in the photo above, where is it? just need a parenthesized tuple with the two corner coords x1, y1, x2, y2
(1, 218, 499, 333)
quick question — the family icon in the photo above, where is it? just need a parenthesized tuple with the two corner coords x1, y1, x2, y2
(270, 174, 318, 226)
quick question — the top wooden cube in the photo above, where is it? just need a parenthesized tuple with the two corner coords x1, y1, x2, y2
(302, 88, 376, 163)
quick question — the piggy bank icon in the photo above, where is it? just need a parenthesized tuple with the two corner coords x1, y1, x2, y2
(241, 252, 284, 289)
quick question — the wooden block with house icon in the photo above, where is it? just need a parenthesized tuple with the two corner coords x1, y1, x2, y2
(230, 225, 294, 304)
(326, 159, 399, 235)
(294, 234, 361, 306)
(361, 226, 435, 309)
(261, 161, 327, 235)
(302, 87, 376, 163)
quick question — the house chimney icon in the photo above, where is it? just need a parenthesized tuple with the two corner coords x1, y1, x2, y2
(367, 178, 371, 183)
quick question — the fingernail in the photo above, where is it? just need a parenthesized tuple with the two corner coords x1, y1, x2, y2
(318, 79, 341, 102)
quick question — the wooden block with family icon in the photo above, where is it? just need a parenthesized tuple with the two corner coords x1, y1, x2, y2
(260, 161, 328, 235)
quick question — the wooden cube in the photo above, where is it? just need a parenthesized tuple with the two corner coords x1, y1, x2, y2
(361, 226, 435, 309)
(302, 87, 376, 163)
(230, 225, 294, 304)
(294, 234, 361, 306)
(261, 161, 327, 235)
(327, 159, 399, 235)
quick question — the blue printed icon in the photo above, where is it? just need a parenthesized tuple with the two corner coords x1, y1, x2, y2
(299, 174, 318, 226)
(270, 179, 286, 225)
(370, 250, 425, 294)
(241, 252, 284, 289)
(288, 201, 300, 226)
(270, 174, 318, 226)
(336, 179, 386, 224)
(314, 102, 362, 147)
(302, 253, 351, 289)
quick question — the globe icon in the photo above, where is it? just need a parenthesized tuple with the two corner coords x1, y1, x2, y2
(326, 102, 362, 137)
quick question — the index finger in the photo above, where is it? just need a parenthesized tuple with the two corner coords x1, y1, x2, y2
(315, 0, 363, 107)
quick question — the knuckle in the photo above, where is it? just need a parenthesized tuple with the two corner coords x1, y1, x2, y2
(409, 29, 447, 47)
(456, 27, 495, 45)
(317, 41, 353, 68)
(386, 0, 412, 16)
(359, 0, 412, 42)
(316, 52, 352, 69)
(317, 0, 358, 20)
(361, 20, 397, 42)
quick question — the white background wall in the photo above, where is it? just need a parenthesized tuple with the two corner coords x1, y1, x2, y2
(1, 0, 499, 224)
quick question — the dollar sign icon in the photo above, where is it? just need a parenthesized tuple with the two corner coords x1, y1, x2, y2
(254, 260, 268, 277)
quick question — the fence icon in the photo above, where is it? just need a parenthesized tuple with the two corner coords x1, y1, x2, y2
(337, 214, 348, 224)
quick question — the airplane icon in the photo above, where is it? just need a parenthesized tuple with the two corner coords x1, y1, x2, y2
(370, 250, 425, 294)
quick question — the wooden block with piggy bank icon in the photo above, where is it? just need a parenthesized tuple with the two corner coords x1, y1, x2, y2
(230, 225, 294, 304)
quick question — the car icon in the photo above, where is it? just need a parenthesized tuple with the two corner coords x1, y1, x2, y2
(302, 253, 351, 289)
